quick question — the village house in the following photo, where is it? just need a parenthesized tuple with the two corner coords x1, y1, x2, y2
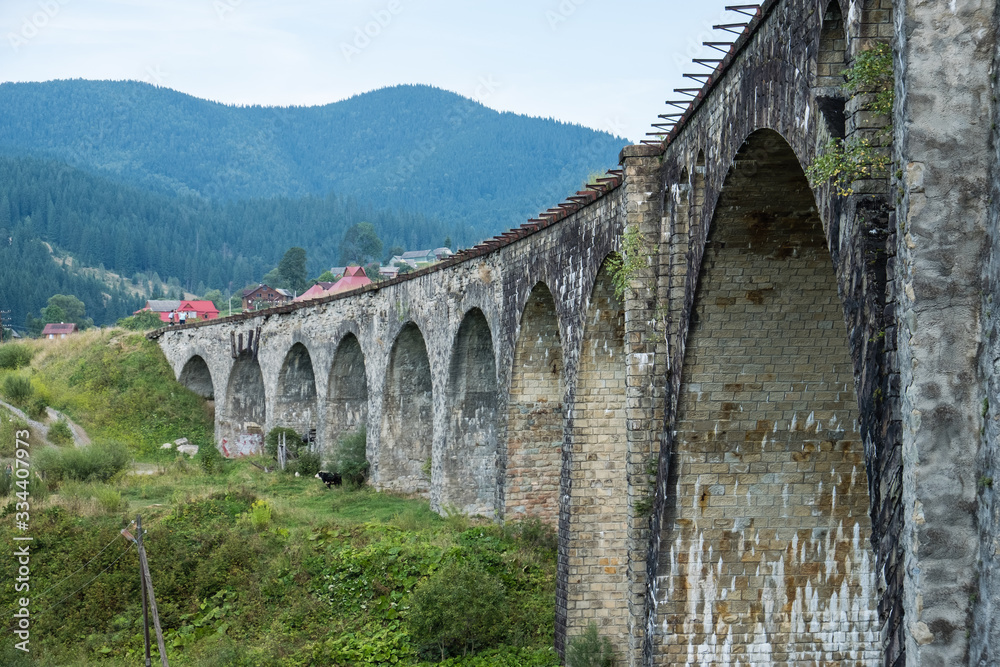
(41, 323, 77, 339)
(136, 299, 220, 323)
(242, 285, 294, 311)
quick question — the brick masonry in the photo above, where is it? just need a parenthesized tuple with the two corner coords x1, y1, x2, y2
(151, 0, 1000, 663)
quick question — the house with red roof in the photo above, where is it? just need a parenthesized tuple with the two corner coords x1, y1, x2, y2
(328, 266, 372, 294)
(41, 323, 77, 339)
(136, 299, 220, 323)
(294, 282, 337, 303)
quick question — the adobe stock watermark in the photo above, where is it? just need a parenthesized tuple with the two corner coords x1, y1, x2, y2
(8, 0, 72, 53)
(341, 0, 404, 63)
(546, 0, 588, 31)
(214, 0, 244, 21)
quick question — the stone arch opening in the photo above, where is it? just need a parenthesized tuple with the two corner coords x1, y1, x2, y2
(652, 129, 877, 664)
(380, 322, 433, 495)
(506, 283, 564, 524)
(222, 352, 266, 457)
(327, 333, 368, 455)
(274, 342, 318, 442)
(179, 355, 214, 399)
(562, 261, 628, 644)
(815, 0, 848, 137)
(443, 308, 498, 515)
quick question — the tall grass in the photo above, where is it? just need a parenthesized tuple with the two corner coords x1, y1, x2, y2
(35, 439, 130, 484)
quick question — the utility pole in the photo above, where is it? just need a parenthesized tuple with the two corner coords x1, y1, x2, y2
(125, 516, 169, 667)
(137, 516, 151, 667)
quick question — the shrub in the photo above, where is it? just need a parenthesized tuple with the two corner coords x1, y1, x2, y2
(565, 623, 616, 667)
(36, 439, 130, 484)
(296, 449, 321, 477)
(0, 469, 11, 497)
(198, 444, 222, 475)
(333, 426, 369, 486)
(0, 343, 33, 370)
(3, 373, 33, 404)
(47, 418, 74, 446)
(407, 560, 510, 660)
(244, 499, 272, 532)
(27, 393, 49, 421)
(116, 310, 165, 331)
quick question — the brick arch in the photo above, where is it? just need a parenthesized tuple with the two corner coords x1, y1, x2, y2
(505, 282, 565, 524)
(221, 352, 266, 457)
(274, 342, 318, 441)
(561, 259, 629, 645)
(652, 128, 877, 664)
(178, 354, 214, 400)
(379, 321, 433, 495)
(441, 308, 498, 515)
(326, 333, 368, 456)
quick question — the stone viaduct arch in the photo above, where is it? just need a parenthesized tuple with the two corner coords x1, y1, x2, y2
(153, 0, 1000, 663)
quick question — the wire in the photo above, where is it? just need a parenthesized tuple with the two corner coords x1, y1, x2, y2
(4, 542, 135, 635)
(30, 529, 127, 601)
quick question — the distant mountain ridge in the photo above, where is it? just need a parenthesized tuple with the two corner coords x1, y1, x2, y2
(0, 80, 628, 232)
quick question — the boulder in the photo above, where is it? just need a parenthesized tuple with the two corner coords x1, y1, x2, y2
(176, 444, 199, 457)
(160, 442, 174, 450)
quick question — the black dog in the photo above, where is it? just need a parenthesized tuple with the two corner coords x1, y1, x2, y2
(315, 471, 342, 488)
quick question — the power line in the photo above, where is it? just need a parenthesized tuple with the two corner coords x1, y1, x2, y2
(31, 530, 126, 601)
(3, 542, 135, 635)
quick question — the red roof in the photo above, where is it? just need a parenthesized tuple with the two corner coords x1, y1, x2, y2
(41, 323, 77, 336)
(294, 283, 337, 302)
(179, 300, 220, 316)
(328, 266, 372, 294)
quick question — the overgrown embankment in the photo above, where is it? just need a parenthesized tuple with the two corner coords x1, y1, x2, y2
(0, 330, 213, 455)
(0, 332, 561, 666)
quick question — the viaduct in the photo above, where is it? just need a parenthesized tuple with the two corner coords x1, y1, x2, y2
(151, 0, 1000, 664)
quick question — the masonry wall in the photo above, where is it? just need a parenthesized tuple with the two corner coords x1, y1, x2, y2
(652, 135, 877, 664)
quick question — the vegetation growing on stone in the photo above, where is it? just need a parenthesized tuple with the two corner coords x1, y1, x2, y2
(807, 42, 894, 196)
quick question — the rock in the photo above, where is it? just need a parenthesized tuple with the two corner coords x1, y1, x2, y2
(176, 444, 199, 457)
(160, 442, 174, 450)
(173, 437, 190, 447)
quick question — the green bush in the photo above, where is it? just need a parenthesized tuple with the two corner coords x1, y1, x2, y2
(407, 560, 510, 660)
(0, 343, 33, 370)
(47, 418, 74, 446)
(0, 469, 12, 497)
(36, 439, 130, 484)
(565, 622, 616, 667)
(295, 449, 321, 477)
(198, 444, 222, 475)
(3, 373, 33, 404)
(115, 310, 165, 331)
(333, 426, 370, 486)
(27, 393, 49, 421)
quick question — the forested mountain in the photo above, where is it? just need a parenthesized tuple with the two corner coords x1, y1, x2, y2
(0, 80, 627, 330)
(0, 80, 627, 232)
(0, 155, 467, 329)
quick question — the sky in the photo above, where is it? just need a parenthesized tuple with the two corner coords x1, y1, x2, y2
(1, 0, 743, 143)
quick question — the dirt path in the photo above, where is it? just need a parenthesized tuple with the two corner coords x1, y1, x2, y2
(0, 398, 93, 446)
(0, 398, 50, 439)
